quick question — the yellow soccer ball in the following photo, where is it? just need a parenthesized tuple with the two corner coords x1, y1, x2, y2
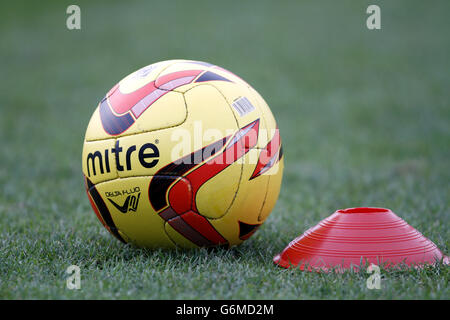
(82, 60, 284, 248)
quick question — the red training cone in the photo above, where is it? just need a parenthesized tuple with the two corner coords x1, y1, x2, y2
(273, 207, 449, 271)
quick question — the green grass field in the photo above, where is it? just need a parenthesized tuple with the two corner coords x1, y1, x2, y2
(0, 0, 449, 299)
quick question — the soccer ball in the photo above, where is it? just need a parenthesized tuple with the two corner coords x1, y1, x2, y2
(82, 60, 284, 248)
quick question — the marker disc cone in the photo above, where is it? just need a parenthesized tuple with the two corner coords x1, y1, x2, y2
(274, 207, 449, 271)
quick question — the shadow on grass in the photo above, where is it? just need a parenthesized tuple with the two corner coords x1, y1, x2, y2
(68, 231, 282, 272)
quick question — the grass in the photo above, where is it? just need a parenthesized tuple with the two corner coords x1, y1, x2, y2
(0, 0, 449, 299)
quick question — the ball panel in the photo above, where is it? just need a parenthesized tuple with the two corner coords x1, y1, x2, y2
(182, 84, 238, 142)
(93, 176, 176, 248)
(84, 87, 186, 142)
(195, 160, 241, 219)
(130, 90, 187, 133)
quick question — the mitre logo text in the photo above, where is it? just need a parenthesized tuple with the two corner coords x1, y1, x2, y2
(85, 140, 159, 177)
